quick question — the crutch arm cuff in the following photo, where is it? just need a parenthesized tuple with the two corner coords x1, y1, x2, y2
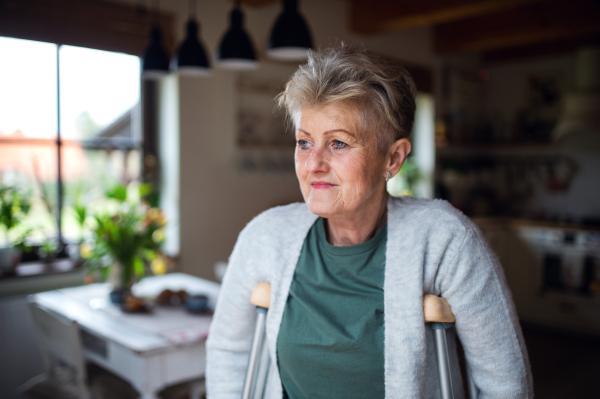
(251, 283, 271, 309)
(423, 294, 456, 323)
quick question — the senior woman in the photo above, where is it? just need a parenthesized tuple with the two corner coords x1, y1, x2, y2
(206, 45, 532, 399)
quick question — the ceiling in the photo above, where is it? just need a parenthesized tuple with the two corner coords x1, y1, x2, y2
(242, 0, 600, 61)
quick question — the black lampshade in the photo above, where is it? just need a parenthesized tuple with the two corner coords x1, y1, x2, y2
(142, 26, 170, 80)
(216, 5, 258, 70)
(267, 0, 313, 61)
(172, 19, 211, 76)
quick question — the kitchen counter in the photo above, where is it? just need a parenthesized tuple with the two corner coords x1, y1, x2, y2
(474, 217, 600, 336)
(473, 217, 600, 233)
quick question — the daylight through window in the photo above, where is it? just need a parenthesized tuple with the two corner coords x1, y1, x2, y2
(0, 36, 141, 252)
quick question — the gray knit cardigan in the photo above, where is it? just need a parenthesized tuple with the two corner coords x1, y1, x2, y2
(206, 196, 533, 398)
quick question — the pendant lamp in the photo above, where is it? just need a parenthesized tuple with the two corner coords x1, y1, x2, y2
(216, 2, 258, 70)
(266, 0, 313, 61)
(142, 1, 170, 80)
(172, 0, 211, 76)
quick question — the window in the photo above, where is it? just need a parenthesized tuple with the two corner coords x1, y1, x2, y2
(387, 93, 435, 199)
(0, 36, 141, 251)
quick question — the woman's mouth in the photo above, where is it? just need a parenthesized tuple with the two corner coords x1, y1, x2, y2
(311, 181, 336, 189)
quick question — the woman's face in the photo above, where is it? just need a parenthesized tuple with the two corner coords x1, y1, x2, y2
(295, 103, 389, 220)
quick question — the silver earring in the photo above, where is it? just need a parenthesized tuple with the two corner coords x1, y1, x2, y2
(385, 171, 391, 182)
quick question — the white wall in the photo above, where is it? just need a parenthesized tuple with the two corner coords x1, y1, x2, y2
(158, 74, 180, 256)
(118, 0, 438, 280)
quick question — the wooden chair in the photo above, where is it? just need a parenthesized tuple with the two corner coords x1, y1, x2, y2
(19, 300, 91, 399)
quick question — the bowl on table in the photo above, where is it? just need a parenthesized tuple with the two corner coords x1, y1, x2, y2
(185, 295, 212, 314)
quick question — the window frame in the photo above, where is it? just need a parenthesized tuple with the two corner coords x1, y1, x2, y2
(0, 0, 173, 269)
(0, 39, 144, 264)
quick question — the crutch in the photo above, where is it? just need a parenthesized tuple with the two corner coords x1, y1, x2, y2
(242, 283, 272, 399)
(242, 285, 479, 399)
(424, 295, 478, 399)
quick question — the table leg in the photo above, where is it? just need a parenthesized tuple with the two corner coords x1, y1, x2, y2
(190, 381, 205, 399)
(138, 353, 163, 399)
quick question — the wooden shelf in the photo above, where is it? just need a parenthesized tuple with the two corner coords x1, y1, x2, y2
(436, 143, 556, 157)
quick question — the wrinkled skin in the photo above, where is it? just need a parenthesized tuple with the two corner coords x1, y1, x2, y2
(295, 103, 411, 246)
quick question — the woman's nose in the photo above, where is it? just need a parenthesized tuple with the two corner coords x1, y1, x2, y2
(305, 148, 329, 174)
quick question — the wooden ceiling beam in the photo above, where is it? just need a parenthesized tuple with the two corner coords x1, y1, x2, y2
(350, 0, 543, 34)
(0, 0, 175, 56)
(483, 34, 600, 63)
(435, 0, 600, 54)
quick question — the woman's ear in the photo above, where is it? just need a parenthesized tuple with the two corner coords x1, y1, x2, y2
(386, 138, 411, 177)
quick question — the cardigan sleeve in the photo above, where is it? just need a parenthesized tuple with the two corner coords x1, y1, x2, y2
(206, 226, 258, 399)
(436, 226, 534, 399)
(205, 203, 316, 399)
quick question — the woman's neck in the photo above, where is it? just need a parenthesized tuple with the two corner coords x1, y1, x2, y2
(324, 192, 388, 246)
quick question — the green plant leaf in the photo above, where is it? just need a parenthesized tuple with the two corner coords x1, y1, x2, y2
(139, 183, 153, 198)
(107, 185, 128, 202)
(133, 256, 145, 278)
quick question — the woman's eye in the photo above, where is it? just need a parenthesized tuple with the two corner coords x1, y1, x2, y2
(332, 140, 348, 149)
(297, 139, 310, 149)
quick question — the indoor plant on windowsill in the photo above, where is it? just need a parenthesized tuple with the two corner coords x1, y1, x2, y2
(65, 184, 92, 266)
(83, 185, 167, 304)
(0, 185, 31, 274)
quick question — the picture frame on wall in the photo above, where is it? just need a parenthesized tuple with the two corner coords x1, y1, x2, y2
(236, 62, 298, 149)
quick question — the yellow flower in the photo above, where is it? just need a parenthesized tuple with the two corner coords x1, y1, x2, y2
(152, 229, 165, 243)
(80, 243, 92, 259)
(147, 208, 160, 221)
(151, 257, 167, 275)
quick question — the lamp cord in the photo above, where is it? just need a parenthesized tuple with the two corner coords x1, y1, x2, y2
(189, 0, 197, 20)
(151, 0, 160, 26)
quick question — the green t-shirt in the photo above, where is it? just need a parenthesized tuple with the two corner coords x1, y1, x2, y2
(277, 217, 386, 399)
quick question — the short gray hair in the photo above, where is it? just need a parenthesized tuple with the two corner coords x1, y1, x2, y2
(277, 44, 416, 153)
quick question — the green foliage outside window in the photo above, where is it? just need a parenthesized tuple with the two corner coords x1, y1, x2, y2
(0, 185, 32, 248)
(387, 157, 422, 197)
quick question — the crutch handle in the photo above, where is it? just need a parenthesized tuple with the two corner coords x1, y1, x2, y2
(251, 283, 271, 309)
(243, 283, 272, 399)
(423, 295, 455, 323)
(425, 295, 457, 399)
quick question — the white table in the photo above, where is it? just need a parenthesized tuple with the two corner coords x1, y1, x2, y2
(31, 273, 220, 399)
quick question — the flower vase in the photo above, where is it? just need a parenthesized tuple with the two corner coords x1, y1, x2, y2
(108, 261, 133, 304)
(0, 246, 21, 275)
(66, 242, 85, 266)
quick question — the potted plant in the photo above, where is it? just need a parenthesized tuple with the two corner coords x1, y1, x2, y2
(0, 185, 31, 273)
(82, 184, 167, 304)
(64, 184, 91, 264)
(37, 236, 60, 264)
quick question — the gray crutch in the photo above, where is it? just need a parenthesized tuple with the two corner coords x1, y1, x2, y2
(424, 295, 478, 399)
(242, 286, 478, 399)
(242, 283, 272, 399)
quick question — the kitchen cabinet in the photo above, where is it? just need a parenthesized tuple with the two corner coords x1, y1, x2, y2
(476, 218, 600, 336)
